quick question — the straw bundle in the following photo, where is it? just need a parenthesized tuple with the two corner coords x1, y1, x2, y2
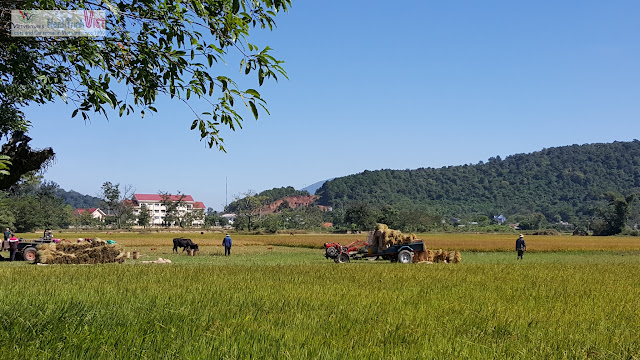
(426, 249, 435, 262)
(413, 251, 430, 263)
(433, 249, 448, 263)
(446, 251, 456, 264)
(36, 239, 125, 265)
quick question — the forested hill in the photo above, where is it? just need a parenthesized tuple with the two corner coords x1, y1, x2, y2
(53, 188, 101, 209)
(316, 140, 640, 221)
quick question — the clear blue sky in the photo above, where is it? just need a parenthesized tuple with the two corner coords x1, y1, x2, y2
(25, 0, 640, 211)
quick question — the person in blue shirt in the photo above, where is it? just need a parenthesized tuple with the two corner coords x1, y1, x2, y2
(516, 234, 526, 259)
(222, 234, 232, 256)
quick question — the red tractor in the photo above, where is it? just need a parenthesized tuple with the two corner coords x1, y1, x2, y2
(323, 239, 369, 263)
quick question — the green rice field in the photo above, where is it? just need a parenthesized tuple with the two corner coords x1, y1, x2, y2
(1, 232, 639, 359)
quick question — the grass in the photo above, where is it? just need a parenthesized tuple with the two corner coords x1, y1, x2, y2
(16, 231, 640, 251)
(1, 232, 640, 358)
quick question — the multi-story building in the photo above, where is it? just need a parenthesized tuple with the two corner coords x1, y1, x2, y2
(130, 194, 206, 226)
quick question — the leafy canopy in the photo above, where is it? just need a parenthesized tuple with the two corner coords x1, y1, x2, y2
(0, 0, 290, 151)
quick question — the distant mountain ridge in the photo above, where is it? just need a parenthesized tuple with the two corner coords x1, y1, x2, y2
(315, 140, 640, 222)
(300, 178, 334, 195)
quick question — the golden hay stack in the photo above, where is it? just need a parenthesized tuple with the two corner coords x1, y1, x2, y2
(375, 224, 422, 246)
(426, 249, 435, 262)
(36, 239, 125, 265)
(413, 251, 430, 263)
(433, 249, 448, 263)
(446, 251, 456, 263)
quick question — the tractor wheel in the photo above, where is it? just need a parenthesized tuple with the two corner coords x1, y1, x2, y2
(334, 253, 350, 263)
(326, 246, 339, 258)
(397, 250, 413, 264)
(22, 247, 37, 263)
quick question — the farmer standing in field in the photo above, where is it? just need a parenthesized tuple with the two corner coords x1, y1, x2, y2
(3, 228, 11, 251)
(8, 234, 19, 261)
(222, 233, 232, 256)
(516, 234, 526, 260)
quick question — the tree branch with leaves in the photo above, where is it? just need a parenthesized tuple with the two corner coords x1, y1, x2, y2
(0, 0, 290, 186)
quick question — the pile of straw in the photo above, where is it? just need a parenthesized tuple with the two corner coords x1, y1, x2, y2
(36, 238, 125, 265)
(413, 249, 461, 264)
(141, 257, 172, 264)
(371, 224, 418, 250)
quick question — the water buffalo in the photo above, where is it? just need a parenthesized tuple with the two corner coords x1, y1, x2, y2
(172, 237, 199, 253)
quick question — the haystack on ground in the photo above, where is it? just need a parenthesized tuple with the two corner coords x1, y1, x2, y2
(433, 249, 448, 263)
(413, 249, 461, 263)
(426, 249, 435, 262)
(36, 238, 125, 265)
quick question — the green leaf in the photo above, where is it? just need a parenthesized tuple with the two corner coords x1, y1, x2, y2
(249, 101, 258, 119)
(245, 89, 260, 98)
(72, 109, 79, 118)
(232, 0, 240, 14)
(95, 90, 114, 108)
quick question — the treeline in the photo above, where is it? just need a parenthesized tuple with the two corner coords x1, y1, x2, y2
(0, 175, 73, 232)
(0, 177, 102, 233)
(316, 140, 640, 229)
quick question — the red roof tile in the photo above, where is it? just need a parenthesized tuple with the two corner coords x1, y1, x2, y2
(134, 194, 195, 202)
(193, 201, 205, 209)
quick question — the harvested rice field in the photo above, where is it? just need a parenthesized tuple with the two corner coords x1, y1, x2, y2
(16, 231, 640, 251)
(1, 232, 640, 359)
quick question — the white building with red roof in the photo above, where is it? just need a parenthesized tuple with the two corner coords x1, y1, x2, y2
(73, 208, 107, 221)
(131, 194, 205, 226)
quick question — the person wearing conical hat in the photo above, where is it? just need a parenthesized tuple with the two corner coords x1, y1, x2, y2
(222, 234, 232, 256)
(516, 234, 526, 260)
